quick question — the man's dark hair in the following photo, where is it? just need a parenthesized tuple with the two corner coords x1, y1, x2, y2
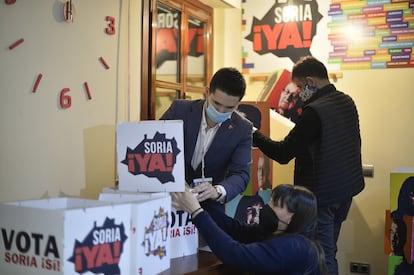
(209, 67, 246, 100)
(292, 56, 329, 80)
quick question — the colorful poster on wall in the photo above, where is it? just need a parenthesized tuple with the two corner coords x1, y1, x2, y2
(242, 0, 326, 73)
(327, 1, 414, 70)
(242, 0, 414, 72)
(257, 69, 303, 124)
(236, 102, 273, 194)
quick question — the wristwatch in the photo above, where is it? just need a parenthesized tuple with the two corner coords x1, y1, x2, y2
(214, 185, 223, 200)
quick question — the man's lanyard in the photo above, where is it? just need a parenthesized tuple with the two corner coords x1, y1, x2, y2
(191, 102, 220, 178)
(200, 125, 217, 178)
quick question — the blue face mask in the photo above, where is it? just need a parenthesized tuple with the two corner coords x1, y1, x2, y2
(206, 102, 232, 124)
(299, 84, 318, 102)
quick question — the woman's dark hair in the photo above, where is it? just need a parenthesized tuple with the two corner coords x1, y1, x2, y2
(271, 184, 317, 235)
(209, 67, 246, 100)
(271, 184, 329, 275)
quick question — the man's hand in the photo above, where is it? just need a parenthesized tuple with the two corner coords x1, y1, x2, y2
(269, 199, 293, 232)
(192, 182, 219, 202)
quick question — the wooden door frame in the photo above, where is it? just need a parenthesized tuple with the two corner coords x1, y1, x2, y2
(140, 0, 213, 120)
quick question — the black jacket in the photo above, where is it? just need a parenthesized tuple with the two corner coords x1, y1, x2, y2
(253, 84, 365, 207)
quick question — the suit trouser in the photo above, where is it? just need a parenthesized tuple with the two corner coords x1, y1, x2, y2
(317, 198, 353, 275)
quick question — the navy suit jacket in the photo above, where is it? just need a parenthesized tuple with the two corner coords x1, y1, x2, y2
(160, 99, 252, 203)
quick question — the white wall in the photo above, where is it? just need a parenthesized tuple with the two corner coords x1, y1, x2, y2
(329, 69, 413, 275)
(213, 8, 242, 71)
(0, 0, 141, 200)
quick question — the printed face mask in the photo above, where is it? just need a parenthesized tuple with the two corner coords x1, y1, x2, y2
(258, 204, 280, 233)
(299, 84, 318, 102)
(206, 102, 232, 124)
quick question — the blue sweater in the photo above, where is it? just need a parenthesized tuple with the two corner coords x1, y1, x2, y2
(193, 208, 321, 274)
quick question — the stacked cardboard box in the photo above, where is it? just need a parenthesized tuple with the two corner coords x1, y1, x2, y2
(108, 121, 198, 260)
(99, 188, 198, 259)
(0, 121, 187, 274)
(0, 196, 171, 274)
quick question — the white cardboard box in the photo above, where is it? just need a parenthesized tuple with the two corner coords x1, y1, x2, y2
(116, 121, 185, 193)
(0, 196, 171, 275)
(99, 189, 198, 259)
(100, 187, 167, 200)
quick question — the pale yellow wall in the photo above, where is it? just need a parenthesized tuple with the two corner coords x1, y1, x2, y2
(213, 7, 243, 70)
(330, 69, 414, 275)
(0, 0, 141, 201)
(1, 1, 413, 275)
(244, 69, 414, 275)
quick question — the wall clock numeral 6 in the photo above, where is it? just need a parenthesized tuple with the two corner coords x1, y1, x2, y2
(59, 84, 92, 109)
(105, 16, 116, 35)
(60, 88, 72, 109)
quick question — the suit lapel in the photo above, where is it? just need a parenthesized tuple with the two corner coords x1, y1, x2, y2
(186, 100, 205, 163)
(205, 116, 236, 157)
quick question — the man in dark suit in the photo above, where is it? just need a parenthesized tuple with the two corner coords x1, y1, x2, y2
(160, 67, 252, 211)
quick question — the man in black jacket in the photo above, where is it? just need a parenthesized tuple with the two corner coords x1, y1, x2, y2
(253, 56, 365, 275)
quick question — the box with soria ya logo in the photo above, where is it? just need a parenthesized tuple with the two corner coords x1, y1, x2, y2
(0, 196, 171, 274)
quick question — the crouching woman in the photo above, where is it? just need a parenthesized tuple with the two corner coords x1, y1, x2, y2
(172, 184, 328, 275)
